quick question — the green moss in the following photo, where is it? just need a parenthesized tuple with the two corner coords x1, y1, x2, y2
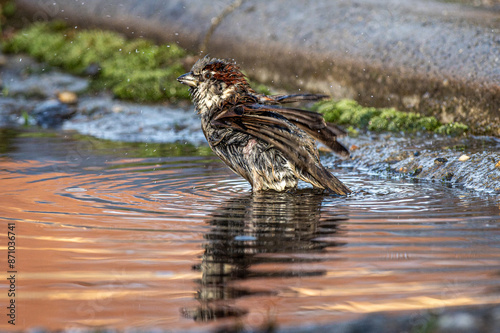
(3, 22, 189, 102)
(108, 65, 189, 102)
(312, 99, 468, 135)
(345, 125, 359, 137)
(435, 122, 469, 136)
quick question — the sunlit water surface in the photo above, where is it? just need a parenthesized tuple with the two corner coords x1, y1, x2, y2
(1, 130, 499, 331)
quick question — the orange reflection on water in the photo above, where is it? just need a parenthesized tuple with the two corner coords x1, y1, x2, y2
(1, 152, 499, 331)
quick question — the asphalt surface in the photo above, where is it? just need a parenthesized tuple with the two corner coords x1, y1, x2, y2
(14, 0, 500, 135)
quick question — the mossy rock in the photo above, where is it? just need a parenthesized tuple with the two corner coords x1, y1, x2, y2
(3, 22, 189, 103)
(312, 99, 468, 135)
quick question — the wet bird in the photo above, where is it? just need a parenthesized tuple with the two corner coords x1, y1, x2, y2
(177, 56, 351, 195)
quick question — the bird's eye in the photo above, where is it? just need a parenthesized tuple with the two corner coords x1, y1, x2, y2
(203, 72, 212, 80)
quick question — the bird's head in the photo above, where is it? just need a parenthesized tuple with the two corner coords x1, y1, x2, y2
(177, 56, 250, 112)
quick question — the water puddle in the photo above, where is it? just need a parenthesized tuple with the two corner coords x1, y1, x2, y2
(1, 129, 500, 331)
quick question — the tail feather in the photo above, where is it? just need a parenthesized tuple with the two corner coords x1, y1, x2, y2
(304, 163, 352, 195)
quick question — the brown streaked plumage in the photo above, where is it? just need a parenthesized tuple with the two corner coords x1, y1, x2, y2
(177, 56, 351, 195)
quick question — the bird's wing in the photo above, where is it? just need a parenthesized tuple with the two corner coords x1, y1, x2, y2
(250, 93, 349, 156)
(273, 94, 329, 104)
(212, 103, 351, 195)
(275, 107, 350, 157)
(256, 93, 329, 105)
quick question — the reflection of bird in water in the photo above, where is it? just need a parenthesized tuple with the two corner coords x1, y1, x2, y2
(181, 190, 347, 322)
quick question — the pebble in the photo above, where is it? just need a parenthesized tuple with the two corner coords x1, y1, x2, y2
(57, 91, 78, 104)
(458, 154, 470, 162)
(496, 161, 500, 168)
(412, 166, 423, 176)
(435, 157, 448, 164)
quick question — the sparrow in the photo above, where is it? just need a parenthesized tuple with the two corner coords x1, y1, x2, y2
(177, 56, 351, 195)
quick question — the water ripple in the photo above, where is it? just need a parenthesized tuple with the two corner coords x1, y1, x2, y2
(1, 136, 499, 331)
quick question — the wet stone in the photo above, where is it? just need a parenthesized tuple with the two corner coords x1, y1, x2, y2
(62, 97, 206, 144)
(1, 59, 89, 99)
(412, 166, 423, 177)
(435, 157, 448, 164)
(341, 134, 500, 193)
(31, 100, 76, 128)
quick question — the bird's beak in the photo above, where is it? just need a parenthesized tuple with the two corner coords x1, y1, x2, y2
(177, 72, 198, 87)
